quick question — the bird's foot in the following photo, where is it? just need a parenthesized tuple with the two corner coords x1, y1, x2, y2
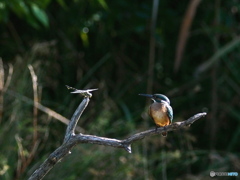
(161, 126, 167, 137)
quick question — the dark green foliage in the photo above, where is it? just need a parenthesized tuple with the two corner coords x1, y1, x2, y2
(0, 0, 240, 179)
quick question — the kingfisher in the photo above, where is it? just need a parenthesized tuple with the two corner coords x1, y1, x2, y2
(139, 93, 173, 137)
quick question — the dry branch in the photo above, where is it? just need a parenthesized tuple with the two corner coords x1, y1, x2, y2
(0, 59, 13, 122)
(28, 65, 39, 143)
(16, 66, 41, 179)
(0, 58, 4, 122)
(174, 0, 201, 72)
(29, 92, 206, 180)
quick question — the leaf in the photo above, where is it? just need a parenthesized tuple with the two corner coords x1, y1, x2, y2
(80, 31, 89, 47)
(38, 0, 51, 8)
(195, 37, 240, 75)
(0, 2, 8, 22)
(9, 0, 29, 17)
(97, 0, 108, 10)
(30, 3, 49, 28)
(56, 0, 67, 9)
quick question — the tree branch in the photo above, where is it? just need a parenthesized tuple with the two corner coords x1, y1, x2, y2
(63, 97, 89, 143)
(29, 91, 206, 180)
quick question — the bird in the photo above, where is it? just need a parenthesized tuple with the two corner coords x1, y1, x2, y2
(66, 85, 98, 98)
(139, 93, 173, 137)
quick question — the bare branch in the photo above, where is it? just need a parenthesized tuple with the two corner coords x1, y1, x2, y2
(0, 58, 4, 123)
(15, 65, 41, 179)
(147, 0, 159, 95)
(29, 91, 206, 180)
(73, 112, 206, 154)
(63, 97, 89, 143)
(29, 96, 91, 180)
(28, 65, 39, 144)
(0, 58, 4, 91)
(123, 112, 206, 148)
(3, 63, 13, 92)
(0, 60, 13, 123)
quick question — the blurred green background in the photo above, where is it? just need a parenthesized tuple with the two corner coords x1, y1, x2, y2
(0, 0, 240, 179)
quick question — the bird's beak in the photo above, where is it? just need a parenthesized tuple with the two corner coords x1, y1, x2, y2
(138, 94, 153, 98)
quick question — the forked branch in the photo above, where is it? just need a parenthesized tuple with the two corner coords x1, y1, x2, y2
(29, 90, 206, 180)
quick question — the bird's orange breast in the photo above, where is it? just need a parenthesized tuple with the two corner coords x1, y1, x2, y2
(149, 102, 170, 127)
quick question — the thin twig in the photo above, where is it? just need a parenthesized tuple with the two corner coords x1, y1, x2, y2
(209, 0, 220, 149)
(145, 1, 159, 177)
(0, 58, 4, 123)
(29, 91, 206, 180)
(16, 65, 41, 179)
(15, 135, 26, 177)
(6, 90, 84, 132)
(20, 65, 40, 177)
(0, 61, 14, 123)
(0, 58, 4, 91)
(28, 65, 39, 146)
(3, 63, 13, 92)
(174, 0, 201, 72)
(195, 37, 240, 76)
(147, 0, 159, 95)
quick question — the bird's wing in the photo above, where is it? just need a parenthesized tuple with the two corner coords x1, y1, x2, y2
(66, 85, 98, 93)
(166, 104, 173, 123)
(70, 89, 98, 93)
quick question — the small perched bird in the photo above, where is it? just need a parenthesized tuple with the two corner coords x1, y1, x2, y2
(66, 85, 98, 98)
(139, 93, 173, 137)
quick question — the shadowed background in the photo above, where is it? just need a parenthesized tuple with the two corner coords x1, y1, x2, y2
(0, 0, 240, 179)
